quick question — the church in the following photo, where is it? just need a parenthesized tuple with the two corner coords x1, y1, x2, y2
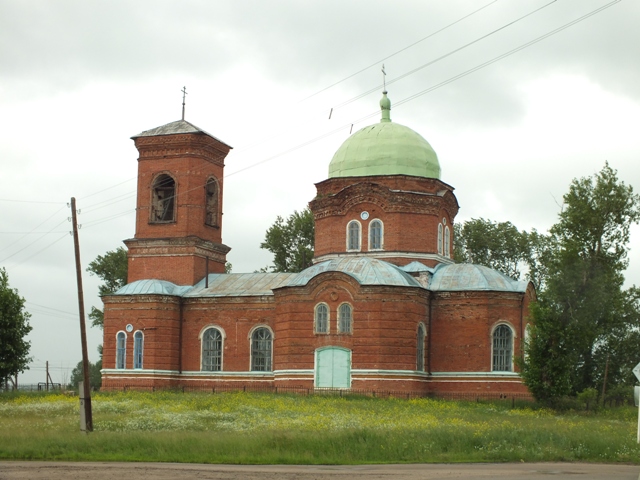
(101, 92, 535, 396)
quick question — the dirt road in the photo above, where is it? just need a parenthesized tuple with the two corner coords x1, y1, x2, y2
(0, 462, 638, 479)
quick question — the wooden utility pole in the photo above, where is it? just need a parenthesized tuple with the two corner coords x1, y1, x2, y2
(70, 197, 93, 431)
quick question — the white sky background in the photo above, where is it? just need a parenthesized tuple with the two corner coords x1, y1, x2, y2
(1, 0, 639, 385)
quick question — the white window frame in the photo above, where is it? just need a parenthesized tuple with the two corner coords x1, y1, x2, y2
(116, 331, 126, 369)
(437, 223, 443, 255)
(199, 325, 226, 372)
(368, 219, 384, 251)
(249, 325, 273, 372)
(133, 330, 144, 369)
(337, 303, 353, 334)
(491, 323, 515, 372)
(315, 303, 330, 334)
(346, 220, 362, 252)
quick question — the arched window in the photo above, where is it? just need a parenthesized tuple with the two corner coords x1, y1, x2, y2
(151, 174, 176, 223)
(492, 324, 513, 372)
(202, 328, 223, 371)
(338, 303, 352, 334)
(116, 332, 126, 369)
(205, 178, 218, 227)
(437, 223, 443, 255)
(417, 324, 426, 371)
(251, 327, 272, 372)
(133, 331, 144, 369)
(315, 303, 329, 334)
(347, 221, 361, 251)
(444, 226, 450, 258)
(369, 219, 383, 250)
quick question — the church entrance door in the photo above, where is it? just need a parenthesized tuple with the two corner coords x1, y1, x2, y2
(315, 347, 351, 388)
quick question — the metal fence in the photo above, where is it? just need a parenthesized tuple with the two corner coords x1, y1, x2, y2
(104, 383, 534, 403)
(0, 383, 65, 393)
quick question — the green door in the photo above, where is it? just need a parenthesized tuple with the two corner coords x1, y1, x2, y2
(315, 347, 351, 388)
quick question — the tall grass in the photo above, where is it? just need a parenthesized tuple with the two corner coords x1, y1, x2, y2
(0, 390, 638, 464)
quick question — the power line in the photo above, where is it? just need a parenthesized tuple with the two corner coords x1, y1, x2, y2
(300, 0, 501, 102)
(330, 0, 558, 112)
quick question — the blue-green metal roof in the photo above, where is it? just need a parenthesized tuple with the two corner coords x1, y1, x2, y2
(185, 273, 296, 297)
(285, 256, 422, 288)
(400, 261, 435, 274)
(429, 264, 527, 292)
(114, 279, 193, 296)
(112, 262, 526, 297)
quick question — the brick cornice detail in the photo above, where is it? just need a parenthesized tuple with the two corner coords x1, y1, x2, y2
(310, 181, 459, 219)
(134, 135, 229, 166)
(124, 236, 231, 255)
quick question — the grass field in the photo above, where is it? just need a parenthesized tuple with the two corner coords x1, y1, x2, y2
(0, 390, 639, 464)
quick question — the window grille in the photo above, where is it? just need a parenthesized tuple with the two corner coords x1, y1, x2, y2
(315, 304, 329, 333)
(370, 220, 383, 250)
(437, 223, 443, 255)
(347, 221, 360, 251)
(492, 325, 513, 372)
(251, 327, 272, 372)
(202, 328, 223, 371)
(338, 304, 352, 333)
(116, 332, 126, 369)
(133, 331, 143, 369)
(444, 226, 450, 258)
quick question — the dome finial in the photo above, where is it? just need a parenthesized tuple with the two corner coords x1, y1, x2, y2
(380, 64, 391, 123)
(380, 91, 391, 123)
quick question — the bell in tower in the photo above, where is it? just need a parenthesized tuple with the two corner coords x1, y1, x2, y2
(124, 119, 232, 285)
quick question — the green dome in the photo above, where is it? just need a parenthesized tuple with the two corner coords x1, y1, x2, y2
(328, 93, 441, 179)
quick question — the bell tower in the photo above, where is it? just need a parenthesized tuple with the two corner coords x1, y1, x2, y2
(124, 120, 232, 285)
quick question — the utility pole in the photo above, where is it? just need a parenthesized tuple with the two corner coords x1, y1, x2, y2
(70, 197, 93, 432)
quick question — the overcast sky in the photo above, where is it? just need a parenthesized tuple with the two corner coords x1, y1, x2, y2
(1, 0, 639, 385)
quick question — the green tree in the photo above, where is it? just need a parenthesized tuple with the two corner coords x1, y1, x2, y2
(454, 218, 549, 287)
(86, 247, 128, 328)
(69, 359, 102, 390)
(0, 268, 32, 385)
(521, 163, 640, 402)
(261, 207, 314, 273)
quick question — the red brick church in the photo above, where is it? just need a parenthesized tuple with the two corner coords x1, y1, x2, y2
(101, 92, 535, 395)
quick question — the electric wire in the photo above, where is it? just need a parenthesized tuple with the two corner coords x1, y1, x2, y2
(300, 0, 501, 102)
(0, 205, 67, 255)
(330, 0, 558, 111)
(70, 0, 619, 231)
(2, 1, 620, 260)
(0, 217, 69, 264)
(0, 2, 562, 225)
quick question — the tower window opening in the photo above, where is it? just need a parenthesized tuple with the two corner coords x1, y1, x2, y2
(205, 178, 218, 227)
(151, 174, 176, 223)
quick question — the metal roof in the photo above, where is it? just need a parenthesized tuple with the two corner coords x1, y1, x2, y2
(131, 119, 232, 148)
(285, 256, 423, 288)
(184, 273, 296, 297)
(114, 279, 193, 296)
(429, 263, 527, 293)
(400, 261, 435, 274)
